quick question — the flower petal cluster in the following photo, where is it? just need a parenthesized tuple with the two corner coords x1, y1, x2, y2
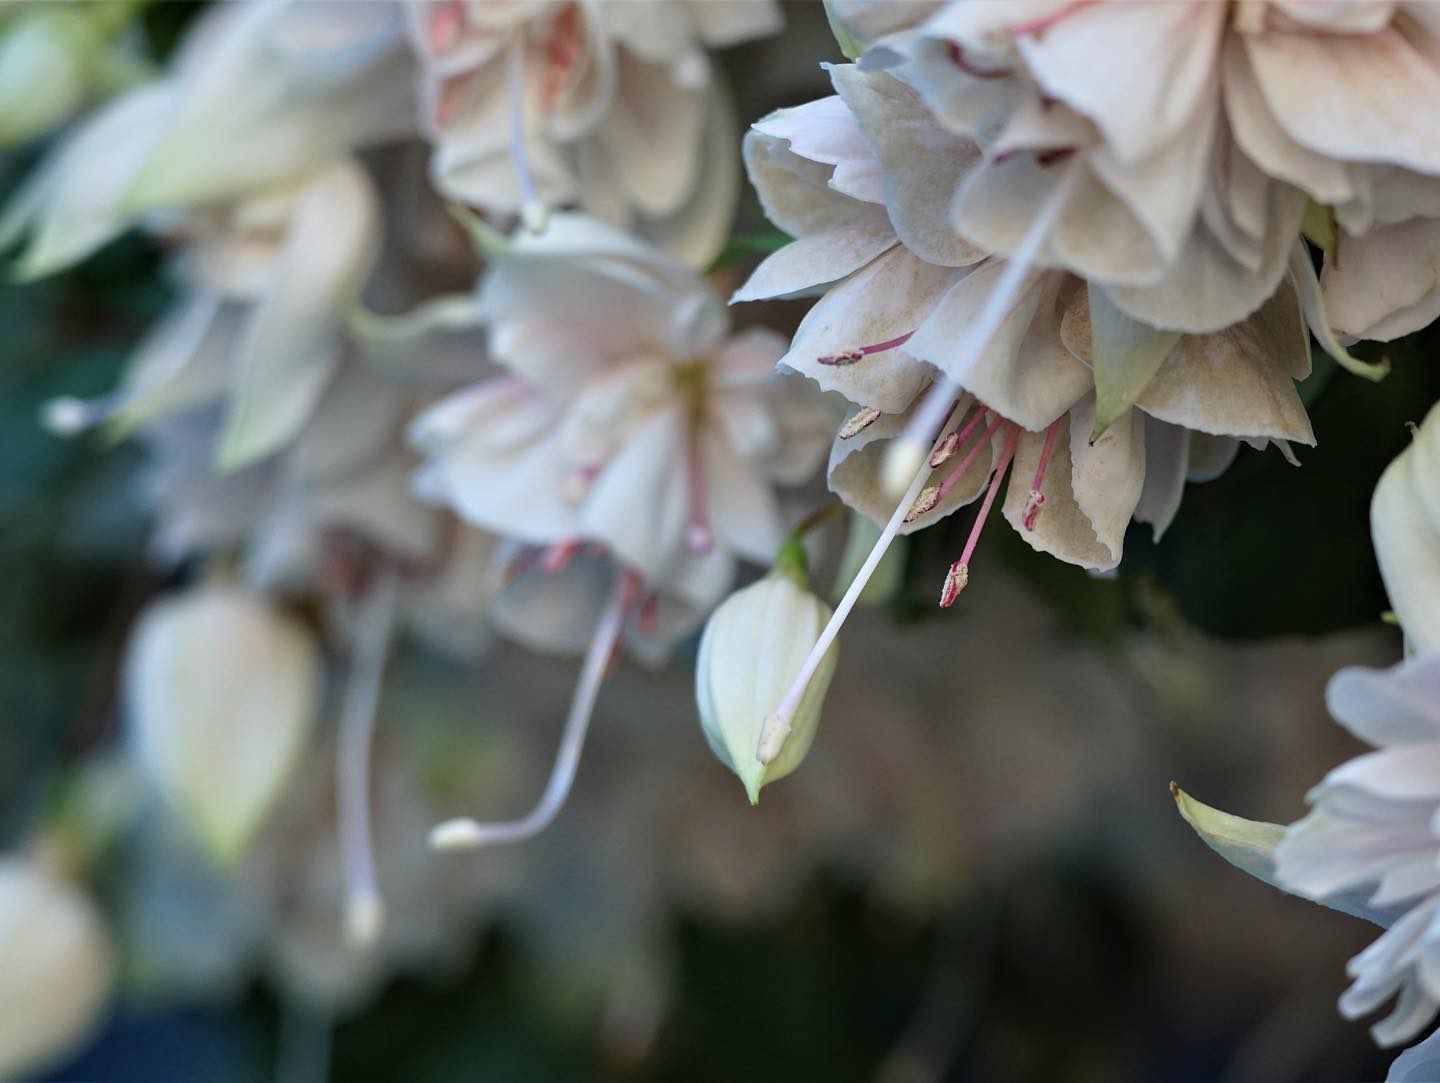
(406, 0, 782, 263)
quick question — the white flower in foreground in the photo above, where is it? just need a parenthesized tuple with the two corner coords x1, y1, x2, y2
(125, 583, 322, 864)
(856, 0, 1440, 337)
(696, 554, 839, 803)
(1176, 404, 1440, 1071)
(406, 0, 781, 264)
(0, 856, 113, 1079)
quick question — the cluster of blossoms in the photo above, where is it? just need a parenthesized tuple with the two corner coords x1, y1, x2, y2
(5, 0, 1440, 1076)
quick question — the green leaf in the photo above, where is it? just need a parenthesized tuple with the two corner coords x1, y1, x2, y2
(1301, 199, 1338, 262)
(1088, 284, 1180, 440)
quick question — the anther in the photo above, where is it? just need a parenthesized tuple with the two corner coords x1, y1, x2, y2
(939, 561, 969, 608)
(817, 331, 914, 367)
(839, 406, 882, 440)
(905, 486, 941, 523)
(929, 431, 960, 467)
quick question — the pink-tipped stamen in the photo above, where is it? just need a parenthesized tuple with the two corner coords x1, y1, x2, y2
(427, 2, 464, 53)
(880, 160, 1082, 499)
(818, 331, 915, 367)
(338, 569, 399, 950)
(928, 406, 989, 468)
(936, 412, 1007, 502)
(1023, 416, 1063, 531)
(940, 425, 1021, 608)
(429, 569, 636, 852)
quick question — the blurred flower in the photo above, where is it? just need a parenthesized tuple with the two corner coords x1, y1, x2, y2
(0, 0, 411, 279)
(411, 213, 831, 597)
(406, 0, 781, 264)
(124, 582, 323, 864)
(0, 855, 113, 1079)
(696, 554, 839, 803)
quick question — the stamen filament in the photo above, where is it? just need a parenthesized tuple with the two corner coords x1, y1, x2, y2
(941, 425, 1021, 608)
(338, 569, 399, 950)
(429, 569, 634, 851)
(929, 406, 988, 468)
(818, 330, 915, 367)
(1023, 416, 1063, 530)
(507, 40, 548, 234)
(937, 412, 1005, 501)
(880, 161, 1083, 498)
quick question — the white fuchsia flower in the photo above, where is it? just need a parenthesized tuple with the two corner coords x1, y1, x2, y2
(0, 856, 113, 1080)
(848, 0, 1440, 344)
(411, 213, 831, 594)
(1176, 403, 1440, 1073)
(405, 0, 781, 264)
(736, 59, 1325, 770)
(414, 214, 830, 848)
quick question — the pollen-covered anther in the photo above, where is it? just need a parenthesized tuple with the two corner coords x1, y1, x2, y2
(929, 431, 960, 467)
(940, 561, 969, 607)
(838, 406, 882, 440)
(1022, 489, 1045, 531)
(905, 486, 941, 523)
(818, 349, 864, 366)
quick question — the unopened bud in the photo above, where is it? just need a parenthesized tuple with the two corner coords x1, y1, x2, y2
(124, 584, 321, 865)
(695, 569, 839, 803)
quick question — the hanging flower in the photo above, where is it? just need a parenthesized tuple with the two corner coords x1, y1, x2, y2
(405, 0, 781, 264)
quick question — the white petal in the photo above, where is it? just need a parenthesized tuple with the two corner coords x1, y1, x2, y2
(1372, 402, 1440, 653)
(1323, 219, 1440, 342)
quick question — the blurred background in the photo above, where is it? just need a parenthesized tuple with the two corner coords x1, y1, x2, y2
(4, 3, 1440, 1082)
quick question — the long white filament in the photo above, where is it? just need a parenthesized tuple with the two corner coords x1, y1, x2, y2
(429, 571, 629, 851)
(338, 569, 399, 950)
(507, 39, 548, 234)
(762, 162, 1083, 756)
(880, 163, 1083, 497)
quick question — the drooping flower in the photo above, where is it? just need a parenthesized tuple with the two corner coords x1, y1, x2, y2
(405, 0, 782, 264)
(846, 0, 1440, 340)
(124, 582, 323, 864)
(0, 856, 113, 1079)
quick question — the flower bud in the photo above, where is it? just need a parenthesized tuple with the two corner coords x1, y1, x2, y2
(0, 856, 112, 1078)
(695, 562, 839, 803)
(0, 11, 95, 147)
(124, 584, 321, 864)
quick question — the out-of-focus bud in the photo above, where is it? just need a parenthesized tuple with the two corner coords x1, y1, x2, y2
(0, 10, 94, 147)
(124, 583, 322, 864)
(0, 856, 113, 1079)
(695, 549, 839, 803)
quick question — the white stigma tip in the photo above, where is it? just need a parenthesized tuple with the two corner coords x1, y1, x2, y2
(756, 711, 791, 766)
(429, 818, 485, 851)
(344, 893, 385, 949)
(882, 440, 927, 499)
(521, 200, 549, 235)
(42, 396, 96, 436)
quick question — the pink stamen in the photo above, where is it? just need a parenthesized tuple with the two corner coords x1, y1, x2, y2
(818, 330, 914, 367)
(1023, 417, 1063, 531)
(940, 425, 1021, 608)
(936, 412, 1007, 502)
(930, 406, 990, 468)
(1008, 0, 1098, 39)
